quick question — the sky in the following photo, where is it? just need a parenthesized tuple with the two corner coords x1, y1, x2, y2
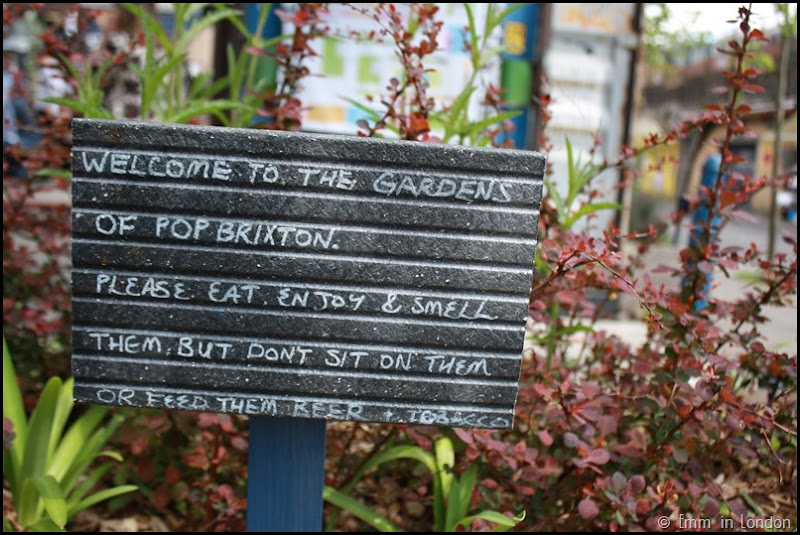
(649, 3, 796, 39)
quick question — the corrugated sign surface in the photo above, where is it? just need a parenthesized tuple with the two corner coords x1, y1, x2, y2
(71, 119, 544, 429)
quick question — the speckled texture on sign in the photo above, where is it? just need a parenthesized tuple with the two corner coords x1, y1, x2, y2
(71, 119, 544, 429)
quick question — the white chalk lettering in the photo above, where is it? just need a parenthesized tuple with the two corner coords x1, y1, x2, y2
(373, 171, 512, 203)
(216, 223, 336, 249)
(248, 163, 280, 183)
(147, 392, 209, 411)
(155, 216, 210, 240)
(81, 151, 109, 172)
(381, 293, 402, 314)
(216, 396, 277, 415)
(96, 388, 135, 406)
(410, 297, 497, 320)
(379, 353, 412, 371)
(177, 336, 233, 359)
(95, 273, 191, 300)
(324, 349, 367, 368)
(297, 167, 356, 190)
(208, 282, 260, 304)
(87, 332, 162, 354)
(246, 343, 311, 365)
(423, 355, 491, 376)
(293, 401, 363, 420)
(95, 214, 137, 236)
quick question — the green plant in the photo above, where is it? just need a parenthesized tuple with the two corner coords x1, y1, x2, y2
(118, 3, 249, 123)
(324, 436, 523, 532)
(3, 337, 136, 531)
(544, 137, 622, 232)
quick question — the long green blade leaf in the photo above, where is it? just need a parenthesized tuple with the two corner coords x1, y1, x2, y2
(47, 378, 74, 462)
(32, 476, 67, 528)
(461, 110, 521, 138)
(564, 201, 622, 228)
(323, 487, 400, 532)
(165, 100, 252, 124)
(457, 510, 525, 532)
(66, 463, 112, 507)
(345, 445, 437, 494)
(445, 465, 477, 532)
(59, 413, 123, 493)
(68, 485, 138, 518)
(3, 336, 28, 490)
(21, 377, 61, 480)
(18, 478, 43, 528)
(41, 97, 113, 119)
(47, 405, 107, 483)
(175, 9, 242, 52)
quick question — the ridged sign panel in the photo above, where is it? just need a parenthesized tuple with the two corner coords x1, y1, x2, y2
(71, 119, 544, 429)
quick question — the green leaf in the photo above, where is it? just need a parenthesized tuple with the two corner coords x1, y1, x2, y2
(27, 517, 66, 532)
(434, 437, 455, 497)
(31, 476, 67, 528)
(59, 413, 123, 493)
(564, 201, 622, 228)
(544, 176, 567, 223)
(46, 378, 73, 463)
(22, 378, 62, 480)
(457, 510, 525, 532)
(460, 110, 521, 138)
(345, 445, 437, 493)
(47, 405, 107, 483)
(739, 490, 764, 516)
(339, 97, 400, 135)
(18, 479, 43, 528)
(339, 96, 382, 122)
(121, 4, 171, 52)
(443, 86, 476, 142)
(434, 437, 456, 532)
(33, 168, 72, 180)
(488, 3, 525, 34)
(323, 487, 400, 532)
(3, 337, 28, 492)
(68, 485, 138, 518)
(175, 9, 242, 53)
(165, 100, 251, 124)
(565, 136, 578, 204)
(97, 450, 124, 463)
(463, 3, 480, 67)
(66, 463, 112, 507)
(41, 98, 113, 119)
(445, 465, 477, 532)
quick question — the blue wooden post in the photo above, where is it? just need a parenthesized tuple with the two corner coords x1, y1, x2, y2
(247, 416, 327, 532)
(684, 153, 723, 311)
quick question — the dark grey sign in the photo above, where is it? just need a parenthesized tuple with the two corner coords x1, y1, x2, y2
(71, 119, 544, 429)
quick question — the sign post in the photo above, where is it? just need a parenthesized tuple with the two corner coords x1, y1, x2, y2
(70, 119, 544, 529)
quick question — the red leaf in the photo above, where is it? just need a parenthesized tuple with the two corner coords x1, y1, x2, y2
(481, 478, 499, 490)
(626, 474, 646, 496)
(230, 436, 248, 452)
(533, 383, 555, 398)
(152, 484, 171, 508)
(563, 432, 580, 448)
(538, 429, 554, 447)
(634, 498, 651, 516)
(578, 498, 600, 520)
(408, 112, 430, 136)
(587, 448, 610, 465)
(454, 428, 475, 445)
(165, 464, 181, 484)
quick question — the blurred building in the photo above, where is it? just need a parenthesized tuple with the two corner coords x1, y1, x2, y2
(636, 24, 797, 215)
